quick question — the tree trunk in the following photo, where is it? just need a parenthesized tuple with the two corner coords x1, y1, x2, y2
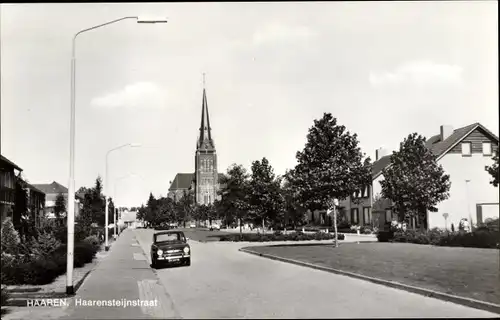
(262, 217, 265, 234)
(239, 217, 242, 240)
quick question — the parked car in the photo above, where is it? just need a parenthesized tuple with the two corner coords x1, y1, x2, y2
(210, 223, 221, 231)
(150, 231, 191, 268)
(189, 223, 196, 228)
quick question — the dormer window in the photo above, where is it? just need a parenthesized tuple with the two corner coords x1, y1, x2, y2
(461, 142, 472, 156)
(483, 142, 492, 156)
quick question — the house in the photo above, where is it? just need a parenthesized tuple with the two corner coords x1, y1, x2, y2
(371, 123, 499, 230)
(31, 181, 84, 219)
(22, 181, 46, 227)
(0, 155, 23, 221)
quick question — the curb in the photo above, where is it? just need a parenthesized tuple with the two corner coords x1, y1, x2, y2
(239, 247, 500, 315)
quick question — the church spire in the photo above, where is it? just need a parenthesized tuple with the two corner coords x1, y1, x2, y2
(197, 73, 214, 149)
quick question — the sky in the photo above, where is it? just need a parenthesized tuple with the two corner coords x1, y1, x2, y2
(1, 2, 498, 208)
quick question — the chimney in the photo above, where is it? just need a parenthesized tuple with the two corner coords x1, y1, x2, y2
(440, 125, 454, 141)
(375, 147, 389, 161)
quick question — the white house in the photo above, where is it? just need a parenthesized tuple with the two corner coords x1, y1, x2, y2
(372, 123, 499, 230)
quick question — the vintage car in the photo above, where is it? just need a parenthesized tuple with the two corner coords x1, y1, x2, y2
(209, 223, 221, 231)
(150, 231, 191, 268)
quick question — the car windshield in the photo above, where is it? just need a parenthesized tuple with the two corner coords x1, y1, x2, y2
(155, 233, 184, 243)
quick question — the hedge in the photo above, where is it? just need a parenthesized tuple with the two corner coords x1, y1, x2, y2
(376, 227, 500, 249)
(1, 285, 9, 309)
(1, 240, 99, 286)
(219, 232, 345, 242)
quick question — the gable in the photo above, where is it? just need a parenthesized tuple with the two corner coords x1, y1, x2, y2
(446, 126, 499, 155)
(32, 181, 68, 195)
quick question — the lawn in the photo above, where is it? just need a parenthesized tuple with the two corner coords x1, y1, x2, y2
(247, 242, 500, 305)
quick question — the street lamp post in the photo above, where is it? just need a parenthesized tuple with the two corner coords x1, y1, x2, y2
(66, 16, 167, 295)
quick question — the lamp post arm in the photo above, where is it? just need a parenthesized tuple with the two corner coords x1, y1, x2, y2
(72, 17, 138, 58)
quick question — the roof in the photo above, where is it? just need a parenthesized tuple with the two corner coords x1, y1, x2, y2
(25, 182, 45, 195)
(372, 122, 499, 179)
(371, 155, 392, 179)
(425, 122, 498, 159)
(32, 181, 68, 195)
(168, 173, 226, 191)
(168, 173, 195, 190)
(0, 155, 23, 171)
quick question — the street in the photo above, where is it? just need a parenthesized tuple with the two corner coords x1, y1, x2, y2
(133, 228, 498, 318)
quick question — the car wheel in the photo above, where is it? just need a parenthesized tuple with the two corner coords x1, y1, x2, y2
(184, 258, 191, 266)
(152, 257, 157, 269)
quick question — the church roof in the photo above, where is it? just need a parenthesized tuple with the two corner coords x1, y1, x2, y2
(168, 173, 225, 191)
(197, 87, 215, 150)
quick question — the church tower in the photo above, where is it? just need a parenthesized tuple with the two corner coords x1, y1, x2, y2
(194, 78, 218, 205)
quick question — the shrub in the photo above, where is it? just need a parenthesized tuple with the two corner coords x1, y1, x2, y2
(31, 232, 62, 257)
(438, 230, 499, 249)
(84, 235, 101, 252)
(218, 232, 344, 242)
(1, 284, 9, 307)
(361, 226, 373, 234)
(1, 218, 21, 255)
(21, 256, 61, 285)
(377, 230, 394, 242)
(1, 236, 100, 286)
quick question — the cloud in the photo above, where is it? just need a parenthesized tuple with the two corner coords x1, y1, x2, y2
(369, 61, 464, 87)
(251, 23, 316, 46)
(91, 82, 168, 109)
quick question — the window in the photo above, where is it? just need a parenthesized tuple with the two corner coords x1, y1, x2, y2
(461, 142, 471, 156)
(361, 186, 370, 198)
(363, 207, 371, 224)
(483, 142, 492, 156)
(351, 208, 359, 224)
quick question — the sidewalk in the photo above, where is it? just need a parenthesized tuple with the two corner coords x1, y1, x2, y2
(2, 229, 179, 320)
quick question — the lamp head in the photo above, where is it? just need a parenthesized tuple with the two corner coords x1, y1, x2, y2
(137, 16, 168, 24)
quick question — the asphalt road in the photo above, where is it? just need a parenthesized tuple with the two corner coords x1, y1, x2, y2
(134, 228, 498, 319)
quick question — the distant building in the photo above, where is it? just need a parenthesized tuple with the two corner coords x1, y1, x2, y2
(32, 181, 83, 218)
(168, 85, 223, 205)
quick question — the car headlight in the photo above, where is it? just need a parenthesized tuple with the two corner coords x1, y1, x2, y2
(157, 249, 163, 256)
(183, 247, 190, 253)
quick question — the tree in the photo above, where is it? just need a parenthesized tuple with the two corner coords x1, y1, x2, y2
(485, 148, 499, 187)
(247, 158, 285, 231)
(1, 217, 21, 254)
(107, 197, 115, 226)
(13, 177, 30, 242)
(76, 186, 92, 195)
(54, 193, 66, 223)
(176, 190, 195, 228)
(217, 164, 250, 237)
(137, 204, 147, 223)
(78, 176, 106, 228)
(380, 133, 451, 229)
(281, 173, 308, 229)
(288, 113, 372, 243)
